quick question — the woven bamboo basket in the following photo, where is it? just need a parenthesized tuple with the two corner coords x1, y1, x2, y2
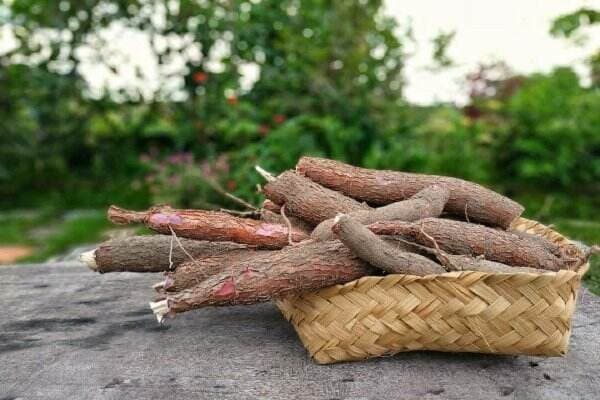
(276, 217, 588, 364)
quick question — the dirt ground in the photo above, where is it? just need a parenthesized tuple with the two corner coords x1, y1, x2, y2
(0, 246, 33, 264)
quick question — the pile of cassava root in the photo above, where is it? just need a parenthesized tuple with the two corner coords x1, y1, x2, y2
(82, 157, 598, 322)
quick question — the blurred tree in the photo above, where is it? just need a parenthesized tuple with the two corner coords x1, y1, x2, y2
(430, 30, 456, 70)
(1, 0, 407, 207)
(1, 1, 598, 217)
(550, 7, 599, 87)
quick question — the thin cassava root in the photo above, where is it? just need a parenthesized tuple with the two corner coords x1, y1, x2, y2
(296, 157, 524, 228)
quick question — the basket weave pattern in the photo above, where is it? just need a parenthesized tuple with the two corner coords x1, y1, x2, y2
(276, 218, 588, 364)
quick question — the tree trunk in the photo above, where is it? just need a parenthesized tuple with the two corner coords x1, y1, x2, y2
(158, 240, 375, 315)
(296, 157, 524, 228)
(262, 170, 369, 226)
(368, 218, 565, 271)
(108, 205, 309, 249)
(312, 184, 449, 241)
(332, 215, 446, 275)
(83, 235, 249, 273)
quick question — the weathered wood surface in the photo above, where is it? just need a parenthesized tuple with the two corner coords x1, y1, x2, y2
(1, 261, 599, 400)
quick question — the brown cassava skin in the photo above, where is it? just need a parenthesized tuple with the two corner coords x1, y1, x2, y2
(296, 157, 524, 228)
(165, 236, 442, 293)
(332, 215, 446, 276)
(93, 235, 248, 273)
(384, 236, 545, 274)
(262, 199, 283, 214)
(161, 249, 260, 291)
(369, 218, 565, 271)
(444, 255, 545, 274)
(108, 205, 309, 249)
(507, 228, 563, 257)
(312, 184, 450, 241)
(164, 240, 375, 313)
(262, 170, 369, 226)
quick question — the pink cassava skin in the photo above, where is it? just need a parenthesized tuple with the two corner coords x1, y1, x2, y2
(162, 240, 375, 313)
(262, 170, 369, 226)
(260, 208, 313, 234)
(296, 157, 524, 228)
(108, 205, 309, 249)
(368, 218, 566, 271)
(311, 184, 450, 241)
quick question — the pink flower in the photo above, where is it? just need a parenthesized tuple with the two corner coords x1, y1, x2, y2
(272, 114, 286, 124)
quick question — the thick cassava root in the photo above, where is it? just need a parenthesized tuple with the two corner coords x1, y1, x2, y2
(332, 215, 446, 276)
(385, 236, 545, 274)
(312, 184, 450, 241)
(84, 235, 248, 273)
(368, 218, 566, 271)
(262, 170, 369, 225)
(296, 157, 524, 228)
(108, 205, 308, 249)
(155, 240, 375, 316)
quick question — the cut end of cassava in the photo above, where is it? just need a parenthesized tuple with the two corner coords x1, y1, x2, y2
(107, 205, 148, 225)
(80, 250, 98, 271)
(149, 300, 170, 324)
(254, 165, 276, 182)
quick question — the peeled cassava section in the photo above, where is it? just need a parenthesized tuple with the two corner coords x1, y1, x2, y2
(262, 170, 369, 226)
(108, 205, 308, 249)
(312, 184, 450, 241)
(260, 208, 313, 234)
(368, 218, 565, 271)
(86, 235, 248, 273)
(159, 240, 374, 315)
(296, 157, 524, 228)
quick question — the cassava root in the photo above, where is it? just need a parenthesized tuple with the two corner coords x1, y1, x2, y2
(262, 170, 369, 225)
(332, 215, 446, 275)
(83, 235, 249, 273)
(155, 240, 375, 316)
(296, 157, 524, 228)
(312, 184, 450, 241)
(108, 205, 308, 249)
(368, 218, 566, 270)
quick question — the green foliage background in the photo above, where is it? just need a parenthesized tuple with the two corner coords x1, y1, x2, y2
(0, 1, 598, 273)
